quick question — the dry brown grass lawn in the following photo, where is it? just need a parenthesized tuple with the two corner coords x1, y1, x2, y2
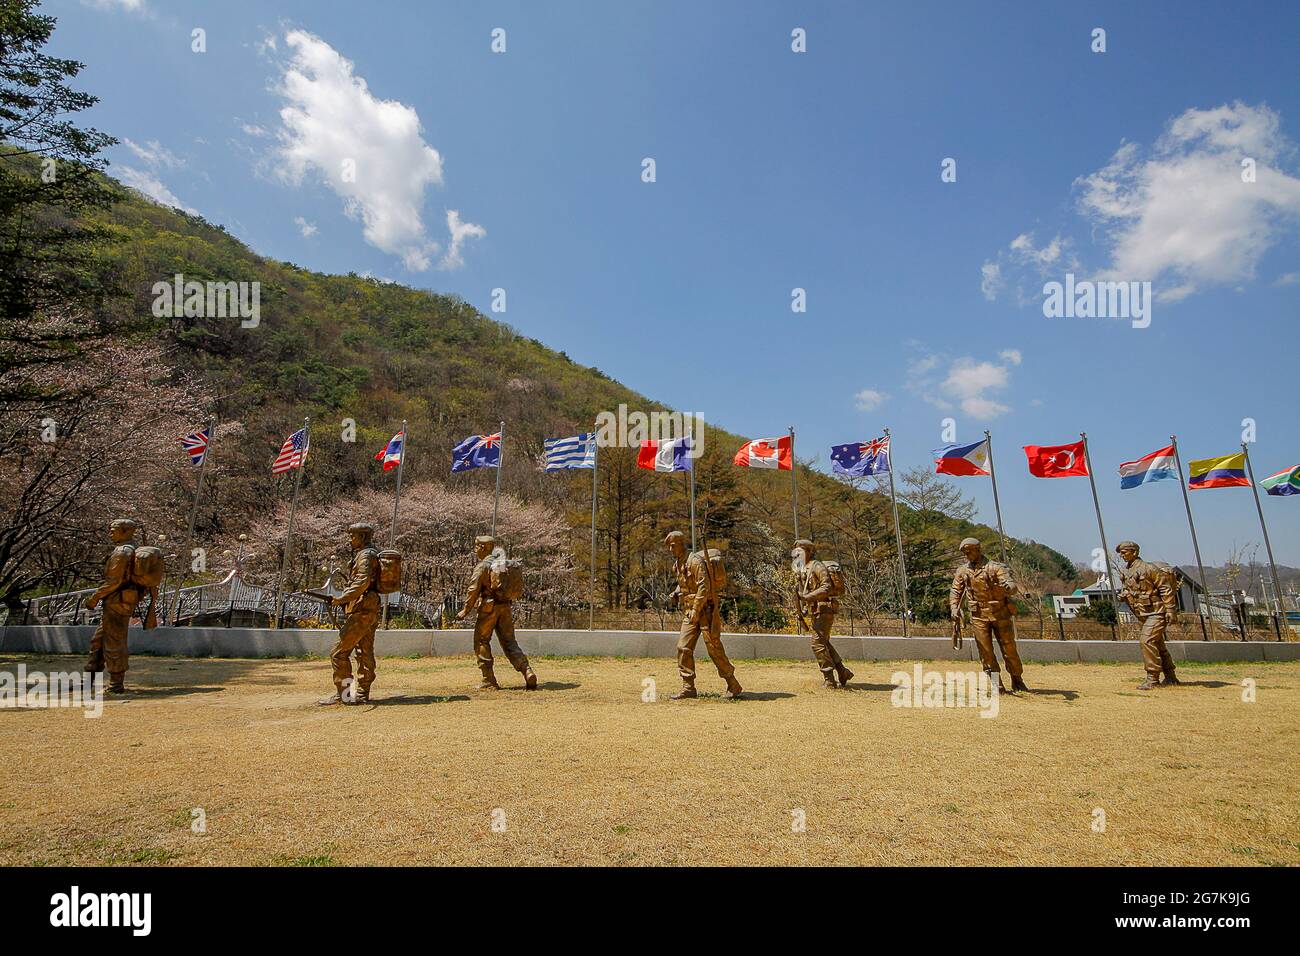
(1, 652, 1297, 866)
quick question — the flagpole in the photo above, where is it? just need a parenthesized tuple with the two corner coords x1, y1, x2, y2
(1241, 442, 1285, 640)
(275, 416, 309, 629)
(171, 417, 214, 626)
(688, 461, 697, 553)
(1080, 432, 1118, 633)
(589, 426, 598, 631)
(491, 420, 505, 536)
(984, 429, 1009, 564)
(382, 420, 407, 629)
(884, 427, 910, 637)
(788, 425, 800, 540)
(1170, 435, 1210, 640)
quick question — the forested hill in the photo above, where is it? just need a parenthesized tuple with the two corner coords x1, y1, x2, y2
(82, 168, 1080, 619)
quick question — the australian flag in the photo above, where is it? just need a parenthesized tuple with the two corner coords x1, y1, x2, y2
(451, 432, 501, 473)
(830, 436, 891, 477)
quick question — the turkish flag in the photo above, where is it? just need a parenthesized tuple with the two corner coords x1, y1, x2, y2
(1024, 441, 1088, 478)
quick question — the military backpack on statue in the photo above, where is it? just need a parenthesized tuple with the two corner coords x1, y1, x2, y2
(819, 560, 846, 598)
(128, 546, 165, 589)
(376, 550, 403, 594)
(698, 548, 727, 593)
(491, 559, 525, 602)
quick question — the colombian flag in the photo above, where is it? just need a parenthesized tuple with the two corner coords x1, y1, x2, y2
(1187, 452, 1249, 490)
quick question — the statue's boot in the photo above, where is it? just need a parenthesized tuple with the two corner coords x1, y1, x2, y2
(107, 673, 126, 694)
(986, 670, 1007, 694)
(822, 678, 839, 689)
(723, 676, 744, 700)
(478, 665, 500, 691)
(1136, 676, 1158, 690)
(670, 683, 697, 700)
(1010, 675, 1029, 693)
(836, 665, 854, 688)
(1161, 672, 1180, 686)
(522, 665, 538, 690)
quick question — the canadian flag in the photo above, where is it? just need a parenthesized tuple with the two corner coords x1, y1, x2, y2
(733, 436, 793, 470)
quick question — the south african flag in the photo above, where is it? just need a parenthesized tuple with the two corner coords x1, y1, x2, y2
(1260, 464, 1300, 496)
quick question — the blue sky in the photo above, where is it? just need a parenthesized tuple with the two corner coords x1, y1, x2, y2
(49, 0, 1300, 567)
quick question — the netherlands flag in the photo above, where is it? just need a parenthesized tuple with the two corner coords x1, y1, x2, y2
(637, 436, 694, 472)
(374, 432, 404, 472)
(1118, 444, 1177, 489)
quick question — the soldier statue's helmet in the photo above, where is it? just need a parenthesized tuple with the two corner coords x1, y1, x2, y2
(110, 518, 139, 533)
(663, 531, 686, 546)
(347, 522, 375, 543)
(474, 534, 496, 547)
(1115, 540, 1140, 554)
(959, 537, 981, 550)
(792, 538, 815, 557)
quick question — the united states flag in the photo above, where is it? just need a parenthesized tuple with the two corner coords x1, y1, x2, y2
(179, 428, 210, 467)
(272, 427, 310, 474)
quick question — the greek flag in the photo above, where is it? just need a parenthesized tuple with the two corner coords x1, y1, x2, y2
(544, 433, 596, 470)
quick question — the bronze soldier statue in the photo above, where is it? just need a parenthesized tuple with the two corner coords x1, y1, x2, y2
(949, 537, 1027, 693)
(665, 531, 742, 700)
(793, 539, 853, 688)
(83, 518, 159, 694)
(318, 522, 381, 705)
(455, 535, 537, 691)
(1116, 541, 1179, 690)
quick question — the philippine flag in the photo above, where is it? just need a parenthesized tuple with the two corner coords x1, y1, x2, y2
(933, 439, 990, 476)
(1118, 444, 1176, 490)
(733, 436, 793, 470)
(637, 436, 694, 472)
(374, 432, 404, 472)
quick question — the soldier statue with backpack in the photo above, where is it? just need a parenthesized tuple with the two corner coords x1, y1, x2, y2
(792, 538, 854, 689)
(83, 518, 162, 694)
(318, 521, 399, 705)
(455, 534, 537, 691)
(664, 530, 742, 700)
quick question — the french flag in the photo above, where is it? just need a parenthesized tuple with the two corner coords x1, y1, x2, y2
(637, 436, 694, 472)
(375, 432, 404, 472)
(1118, 444, 1176, 490)
(933, 439, 990, 476)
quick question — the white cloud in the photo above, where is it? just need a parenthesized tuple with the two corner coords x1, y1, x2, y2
(984, 103, 1300, 305)
(116, 166, 196, 215)
(294, 216, 318, 238)
(906, 348, 1020, 421)
(271, 30, 480, 272)
(123, 138, 181, 168)
(83, 0, 146, 12)
(1075, 103, 1300, 297)
(241, 123, 270, 138)
(1276, 271, 1300, 286)
(854, 388, 887, 412)
(441, 209, 486, 269)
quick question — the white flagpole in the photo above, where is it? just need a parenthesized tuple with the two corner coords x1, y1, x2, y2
(1080, 432, 1119, 633)
(171, 417, 214, 626)
(589, 427, 598, 631)
(1170, 435, 1211, 639)
(1242, 442, 1286, 639)
(788, 426, 800, 540)
(984, 429, 1009, 565)
(382, 420, 407, 629)
(884, 427, 910, 637)
(491, 420, 505, 536)
(274, 417, 309, 629)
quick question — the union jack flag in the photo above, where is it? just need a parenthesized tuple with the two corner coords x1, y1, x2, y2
(451, 431, 502, 472)
(272, 427, 310, 474)
(179, 428, 210, 467)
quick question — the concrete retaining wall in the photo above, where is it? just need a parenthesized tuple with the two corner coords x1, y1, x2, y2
(2, 625, 1296, 662)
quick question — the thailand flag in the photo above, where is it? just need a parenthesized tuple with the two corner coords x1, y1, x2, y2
(933, 439, 990, 476)
(375, 432, 404, 472)
(1118, 444, 1176, 490)
(733, 436, 792, 470)
(637, 436, 694, 472)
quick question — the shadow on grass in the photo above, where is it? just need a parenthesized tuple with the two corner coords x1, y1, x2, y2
(844, 682, 897, 692)
(1025, 687, 1081, 701)
(371, 694, 471, 705)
